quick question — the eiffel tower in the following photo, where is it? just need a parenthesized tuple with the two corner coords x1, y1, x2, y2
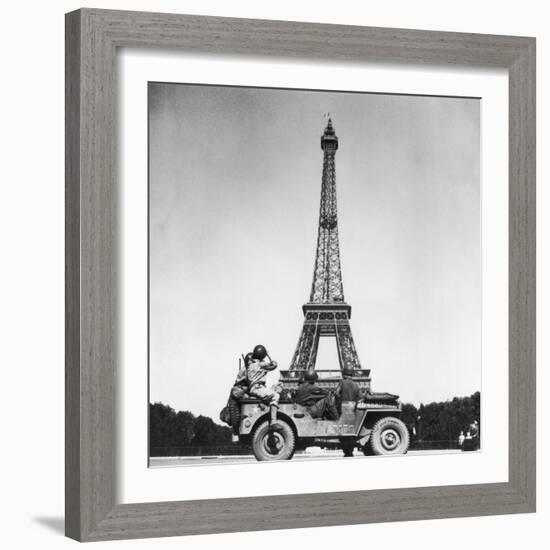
(288, 119, 368, 386)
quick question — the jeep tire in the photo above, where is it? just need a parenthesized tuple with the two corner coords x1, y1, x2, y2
(252, 419, 296, 461)
(369, 416, 410, 456)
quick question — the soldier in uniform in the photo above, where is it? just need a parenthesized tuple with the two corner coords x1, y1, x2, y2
(336, 366, 362, 457)
(336, 366, 362, 404)
(295, 371, 338, 420)
(246, 344, 280, 406)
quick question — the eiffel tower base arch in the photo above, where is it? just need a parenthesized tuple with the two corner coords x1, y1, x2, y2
(288, 303, 370, 386)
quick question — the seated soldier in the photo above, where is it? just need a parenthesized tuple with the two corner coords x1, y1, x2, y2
(295, 371, 338, 420)
(246, 344, 280, 406)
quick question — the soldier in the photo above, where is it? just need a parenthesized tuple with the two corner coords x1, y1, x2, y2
(295, 371, 338, 420)
(336, 366, 362, 457)
(336, 366, 362, 404)
(246, 344, 280, 406)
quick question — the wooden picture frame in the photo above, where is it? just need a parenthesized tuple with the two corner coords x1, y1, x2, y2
(65, 8, 536, 542)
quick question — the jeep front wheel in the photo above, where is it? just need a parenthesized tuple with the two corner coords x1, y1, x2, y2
(369, 417, 410, 456)
(252, 420, 296, 461)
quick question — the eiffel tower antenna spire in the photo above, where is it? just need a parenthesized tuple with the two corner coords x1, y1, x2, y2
(289, 119, 365, 375)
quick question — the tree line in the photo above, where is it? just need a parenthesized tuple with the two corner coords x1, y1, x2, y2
(149, 402, 240, 457)
(150, 391, 480, 456)
(400, 391, 480, 448)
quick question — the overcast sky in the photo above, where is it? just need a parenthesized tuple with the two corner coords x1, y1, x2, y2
(148, 82, 480, 420)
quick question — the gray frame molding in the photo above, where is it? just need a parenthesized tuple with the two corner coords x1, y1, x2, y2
(65, 8, 536, 542)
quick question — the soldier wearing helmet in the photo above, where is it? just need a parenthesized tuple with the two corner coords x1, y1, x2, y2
(336, 366, 362, 403)
(295, 371, 338, 420)
(246, 344, 280, 406)
(295, 371, 324, 407)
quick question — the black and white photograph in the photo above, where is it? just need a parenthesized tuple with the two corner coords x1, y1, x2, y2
(3, 0, 542, 547)
(148, 82, 481, 465)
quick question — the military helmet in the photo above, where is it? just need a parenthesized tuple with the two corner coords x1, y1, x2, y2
(342, 366, 355, 377)
(303, 370, 318, 382)
(252, 344, 267, 360)
(244, 352, 254, 367)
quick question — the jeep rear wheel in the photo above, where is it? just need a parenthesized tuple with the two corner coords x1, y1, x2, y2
(369, 417, 409, 456)
(252, 420, 296, 461)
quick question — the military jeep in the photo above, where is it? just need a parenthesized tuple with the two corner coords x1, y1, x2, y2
(237, 369, 409, 461)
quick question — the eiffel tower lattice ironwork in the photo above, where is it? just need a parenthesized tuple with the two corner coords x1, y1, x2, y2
(289, 119, 365, 376)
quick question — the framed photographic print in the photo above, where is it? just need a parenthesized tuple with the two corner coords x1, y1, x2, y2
(65, 8, 536, 542)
